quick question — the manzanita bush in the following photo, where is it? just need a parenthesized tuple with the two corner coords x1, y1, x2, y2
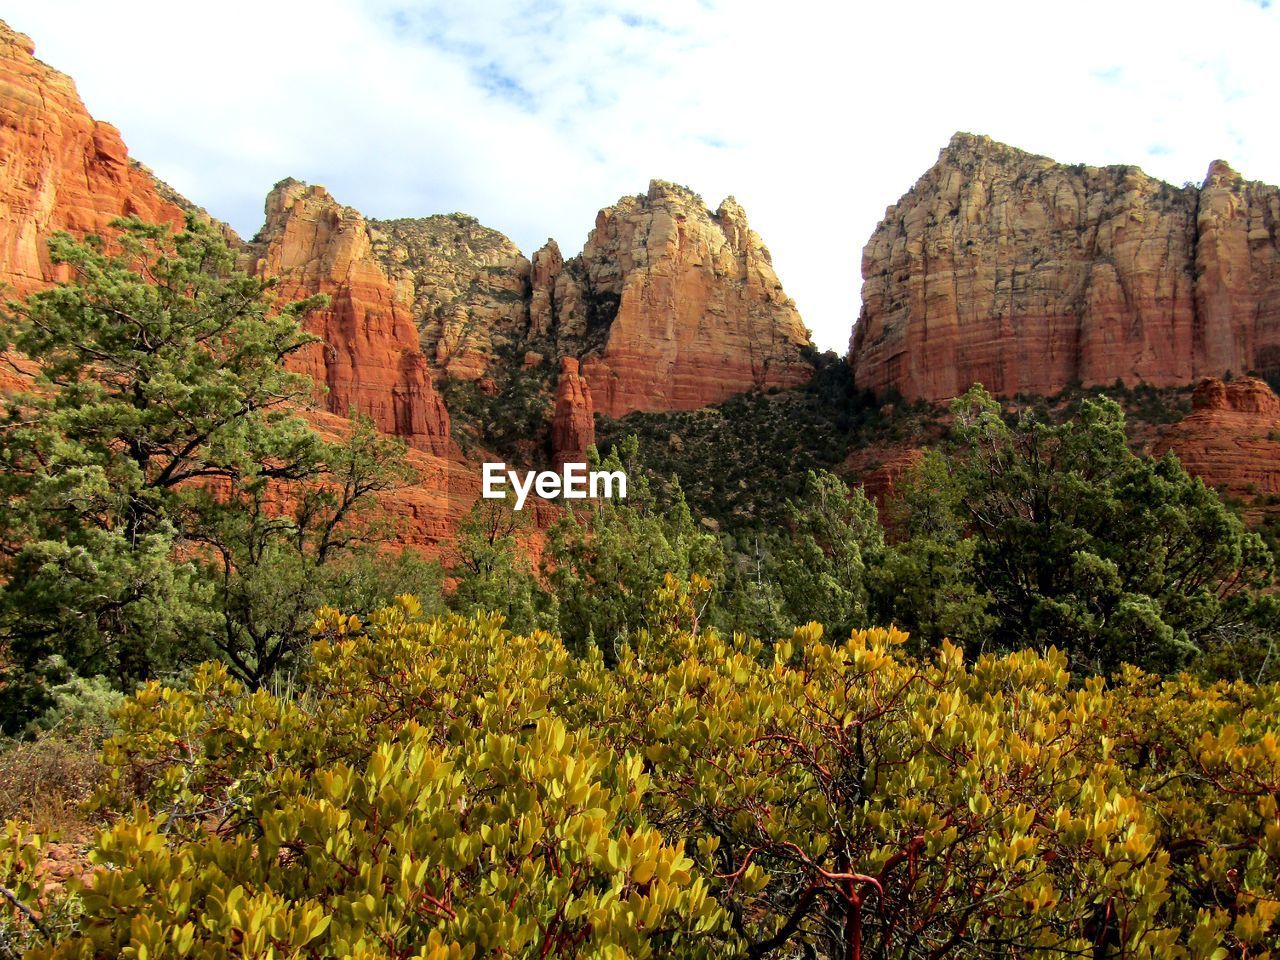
(3, 585, 1278, 958)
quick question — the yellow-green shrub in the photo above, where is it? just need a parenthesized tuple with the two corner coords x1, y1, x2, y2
(25, 600, 723, 959)
(6, 593, 1278, 959)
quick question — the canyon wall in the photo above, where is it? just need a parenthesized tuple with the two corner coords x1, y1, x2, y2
(265, 179, 816, 420)
(851, 133, 1280, 401)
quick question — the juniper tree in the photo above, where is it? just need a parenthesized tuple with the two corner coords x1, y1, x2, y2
(0, 216, 421, 728)
(885, 385, 1274, 674)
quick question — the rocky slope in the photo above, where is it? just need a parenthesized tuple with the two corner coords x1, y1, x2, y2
(1154, 376, 1280, 504)
(851, 133, 1280, 401)
(369, 214, 531, 382)
(0, 20, 190, 294)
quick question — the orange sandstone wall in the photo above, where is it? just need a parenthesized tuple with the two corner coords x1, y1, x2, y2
(851, 134, 1280, 402)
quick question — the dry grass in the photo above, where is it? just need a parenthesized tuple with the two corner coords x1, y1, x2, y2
(0, 728, 108, 838)
(0, 729, 104, 958)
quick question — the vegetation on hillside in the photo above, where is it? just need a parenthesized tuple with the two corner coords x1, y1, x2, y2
(2, 220, 1279, 958)
(440, 341, 556, 465)
(598, 373, 1194, 535)
(0, 218, 437, 732)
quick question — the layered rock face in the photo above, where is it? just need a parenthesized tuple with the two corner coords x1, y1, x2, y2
(246, 180, 453, 455)
(303, 409, 481, 549)
(852, 133, 1280, 401)
(1154, 376, 1280, 502)
(1195, 162, 1280, 377)
(369, 214, 531, 381)
(550, 357, 595, 466)
(0, 20, 188, 294)
(560, 182, 814, 416)
(359, 180, 815, 418)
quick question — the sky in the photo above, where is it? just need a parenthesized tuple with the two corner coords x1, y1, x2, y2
(9, 0, 1280, 352)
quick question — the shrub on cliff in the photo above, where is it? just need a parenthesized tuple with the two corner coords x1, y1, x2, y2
(545, 437, 722, 658)
(445, 496, 556, 634)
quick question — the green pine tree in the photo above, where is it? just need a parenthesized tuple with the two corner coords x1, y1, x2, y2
(0, 216, 427, 728)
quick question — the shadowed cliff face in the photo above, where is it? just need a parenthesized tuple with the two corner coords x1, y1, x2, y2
(551, 356, 594, 466)
(851, 133, 1280, 401)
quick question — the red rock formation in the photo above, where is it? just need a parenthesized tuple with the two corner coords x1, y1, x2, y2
(1195, 161, 1280, 377)
(303, 409, 480, 551)
(1153, 376, 1280, 502)
(363, 183, 817, 419)
(851, 447, 926, 507)
(567, 182, 815, 416)
(529, 240, 563, 338)
(852, 134, 1280, 402)
(0, 20, 189, 294)
(551, 357, 594, 466)
(247, 180, 454, 456)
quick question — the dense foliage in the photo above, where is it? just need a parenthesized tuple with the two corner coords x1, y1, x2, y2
(440, 342, 557, 467)
(3, 599, 1277, 958)
(594, 355, 908, 529)
(444, 497, 552, 635)
(545, 439, 722, 659)
(879, 387, 1274, 675)
(0, 218, 428, 731)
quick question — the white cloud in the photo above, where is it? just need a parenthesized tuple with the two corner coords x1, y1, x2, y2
(8, 0, 1279, 351)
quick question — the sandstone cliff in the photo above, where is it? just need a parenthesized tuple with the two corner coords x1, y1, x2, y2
(563, 182, 815, 416)
(1195, 162, 1280, 378)
(0, 20, 191, 294)
(550, 357, 595, 466)
(851, 133, 1280, 401)
(359, 180, 816, 419)
(257, 176, 816, 424)
(246, 179, 454, 456)
(1153, 376, 1280, 504)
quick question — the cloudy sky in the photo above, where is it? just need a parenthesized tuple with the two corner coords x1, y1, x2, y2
(10, 0, 1279, 351)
